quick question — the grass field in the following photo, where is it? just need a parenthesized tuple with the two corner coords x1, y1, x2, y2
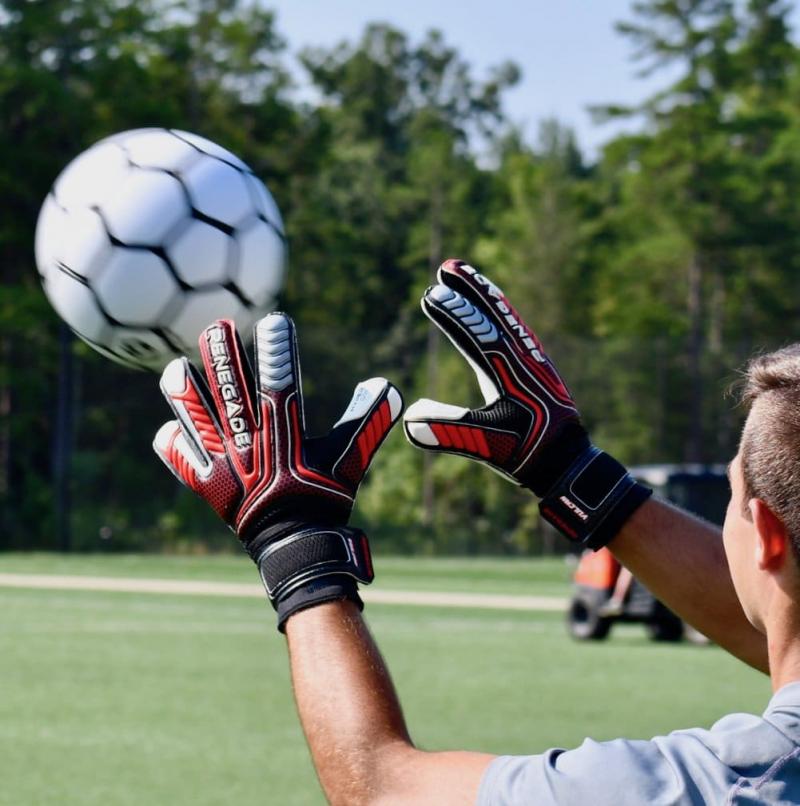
(0, 552, 572, 596)
(0, 553, 770, 805)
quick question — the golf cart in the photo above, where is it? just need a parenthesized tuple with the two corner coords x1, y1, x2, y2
(567, 464, 729, 642)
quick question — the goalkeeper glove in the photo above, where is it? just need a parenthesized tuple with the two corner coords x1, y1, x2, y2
(403, 259, 651, 550)
(154, 315, 402, 629)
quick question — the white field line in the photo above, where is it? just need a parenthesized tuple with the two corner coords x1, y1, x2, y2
(0, 573, 566, 612)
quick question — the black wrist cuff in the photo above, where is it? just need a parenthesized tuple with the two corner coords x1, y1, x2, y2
(538, 446, 652, 550)
(251, 524, 374, 631)
(275, 575, 363, 632)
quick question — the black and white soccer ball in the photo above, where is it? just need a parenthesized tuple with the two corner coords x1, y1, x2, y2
(34, 128, 287, 371)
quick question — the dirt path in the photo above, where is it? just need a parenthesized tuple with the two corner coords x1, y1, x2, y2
(0, 572, 566, 612)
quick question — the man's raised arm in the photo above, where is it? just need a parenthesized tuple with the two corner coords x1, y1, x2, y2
(403, 259, 768, 674)
(152, 312, 491, 804)
(287, 601, 492, 805)
(612, 497, 767, 672)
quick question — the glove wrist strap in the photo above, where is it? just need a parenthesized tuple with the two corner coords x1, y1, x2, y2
(538, 446, 652, 550)
(275, 576, 363, 633)
(251, 524, 374, 631)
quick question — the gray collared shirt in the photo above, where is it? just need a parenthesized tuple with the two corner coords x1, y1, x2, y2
(478, 681, 800, 805)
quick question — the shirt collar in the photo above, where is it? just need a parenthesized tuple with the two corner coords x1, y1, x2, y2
(766, 681, 800, 713)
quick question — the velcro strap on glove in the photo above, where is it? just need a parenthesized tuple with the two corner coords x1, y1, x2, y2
(538, 447, 652, 550)
(252, 524, 374, 631)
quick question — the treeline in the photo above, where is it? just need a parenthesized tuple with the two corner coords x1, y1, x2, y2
(1, 0, 798, 554)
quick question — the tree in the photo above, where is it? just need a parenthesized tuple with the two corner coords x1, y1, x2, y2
(591, 0, 800, 463)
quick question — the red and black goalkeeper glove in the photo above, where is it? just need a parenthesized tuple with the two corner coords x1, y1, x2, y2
(153, 314, 403, 629)
(403, 259, 651, 550)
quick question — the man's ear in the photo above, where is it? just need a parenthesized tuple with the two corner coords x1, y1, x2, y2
(749, 498, 789, 571)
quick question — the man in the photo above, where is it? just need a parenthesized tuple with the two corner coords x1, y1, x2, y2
(154, 259, 798, 804)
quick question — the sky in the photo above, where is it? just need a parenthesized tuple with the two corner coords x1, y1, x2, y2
(266, 1, 800, 159)
(263, 0, 685, 159)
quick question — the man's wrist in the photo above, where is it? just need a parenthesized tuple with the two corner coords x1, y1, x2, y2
(538, 445, 652, 550)
(248, 523, 374, 631)
(276, 575, 362, 632)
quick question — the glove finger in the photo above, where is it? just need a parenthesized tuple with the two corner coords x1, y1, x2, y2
(252, 312, 307, 466)
(421, 284, 502, 405)
(198, 319, 259, 470)
(404, 398, 531, 481)
(153, 420, 209, 491)
(159, 357, 226, 470)
(437, 260, 576, 410)
(436, 259, 523, 335)
(252, 312, 301, 398)
(153, 418, 243, 523)
(311, 377, 403, 486)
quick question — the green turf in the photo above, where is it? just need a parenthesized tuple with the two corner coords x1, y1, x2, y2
(0, 555, 770, 805)
(0, 552, 574, 596)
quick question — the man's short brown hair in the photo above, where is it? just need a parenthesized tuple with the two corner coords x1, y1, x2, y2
(740, 345, 800, 563)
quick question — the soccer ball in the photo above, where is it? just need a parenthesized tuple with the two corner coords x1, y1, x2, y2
(34, 128, 287, 371)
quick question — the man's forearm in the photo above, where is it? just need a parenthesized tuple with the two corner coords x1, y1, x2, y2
(286, 601, 493, 805)
(610, 497, 768, 673)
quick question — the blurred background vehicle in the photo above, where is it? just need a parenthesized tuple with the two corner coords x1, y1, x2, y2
(567, 465, 729, 642)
